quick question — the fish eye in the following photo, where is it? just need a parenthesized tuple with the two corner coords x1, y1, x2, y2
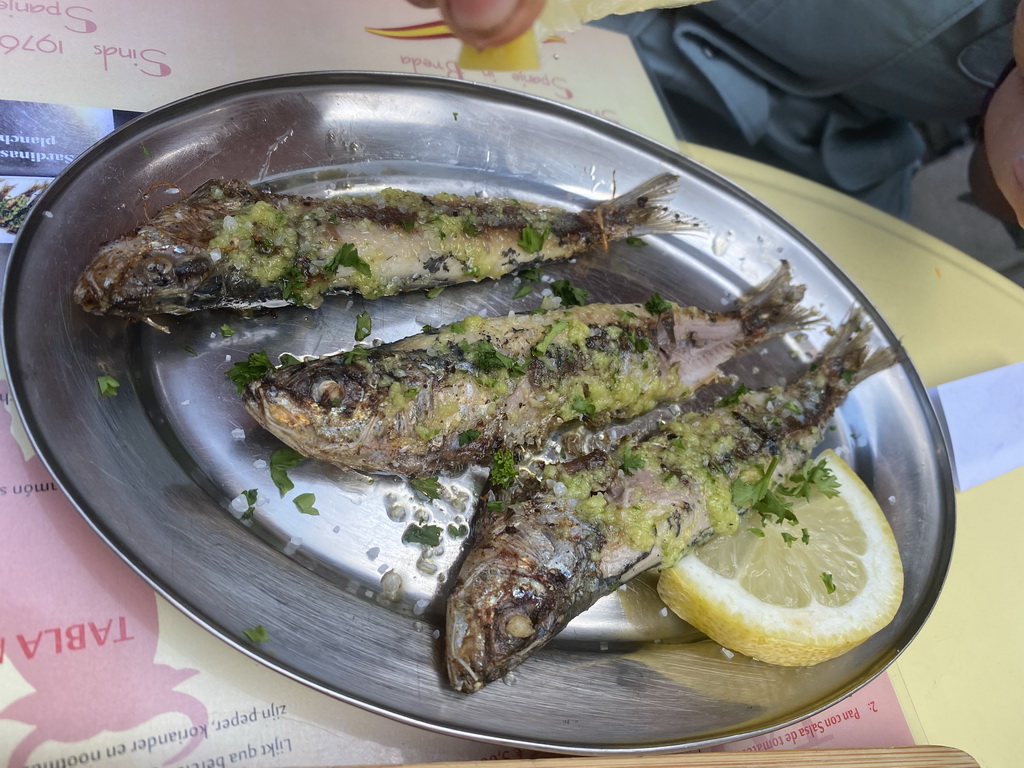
(312, 379, 344, 406)
(504, 614, 535, 639)
(140, 256, 174, 285)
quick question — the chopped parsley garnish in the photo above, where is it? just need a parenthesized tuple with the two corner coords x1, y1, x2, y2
(447, 522, 469, 538)
(140, 142, 151, 157)
(402, 220, 417, 231)
(183, 345, 198, 357)
(781, 531, 798, 546)
(513, 266, 543, 299)
(462, 339, 526, 376)
(625, 236, 647, 247)
(96, 375, 120, 397)
(783, 400, 802, 415)
(354, 311, 372, 342)
(226, 351, 275, 392)
(402, 523, 443, 547)
(343, 346, 370, 364)
(779, 458, 841, 502)
(622, 328, 651, 353)
(533, 318, 570, 357)
(293, 492, 320, 516)
(462, 219, 480, 237)
(458, 429, 481, 446)
(572, 396, 596, 417)
(220, 324, 235, 338)
(486, 500, 506, 512)
(242, 625, 269, 644)
(269, 446, 305, 497)
(490, 449, 517, 489)
(644, 293, 671, 315)
(425, 285, 445, 298)
(621, 447, 646, 476)
(278, 353, 301, 368)
(517, 224, 550, 254)
(449, 320, 467, 334)
(716, 383, 750, 408)
(325, 243, 370, 276)
(841, 369, 855, 385)
(551, 279, 589, 306)
(410, 476, 443, 500)
(748, 527, 766, 537)
(821, 572, 837, 594)
(240, 488, 258, 520)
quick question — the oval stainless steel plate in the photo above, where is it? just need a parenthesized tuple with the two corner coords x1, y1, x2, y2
(1, 72, 953, 753)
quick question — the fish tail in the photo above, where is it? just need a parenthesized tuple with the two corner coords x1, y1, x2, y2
(819, 311, 900, 387)
(737, 262, 821, 340)
(592, 173, 701, 239)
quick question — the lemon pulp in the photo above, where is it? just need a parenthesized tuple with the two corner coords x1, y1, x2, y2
(657, 449, 904, 666)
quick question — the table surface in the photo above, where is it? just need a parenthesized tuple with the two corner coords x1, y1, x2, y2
(686, 143, 1024, 768)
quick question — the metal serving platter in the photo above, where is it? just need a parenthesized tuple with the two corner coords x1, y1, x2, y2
(1, 72, 953, 752)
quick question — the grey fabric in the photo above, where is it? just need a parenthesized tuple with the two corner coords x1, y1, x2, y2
(599, 0, 1017, 217)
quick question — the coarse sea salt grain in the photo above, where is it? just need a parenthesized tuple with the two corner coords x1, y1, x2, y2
(225, 354, 232, 362)
(231, 428, 245, 440)
(721, 647, 735, 659)
(229, 494, 250, 516)
(253, 459, 268, 469)
(180, 400, 190, 406)
(43, 210, 53, 218)
(283, 537, 301, 555)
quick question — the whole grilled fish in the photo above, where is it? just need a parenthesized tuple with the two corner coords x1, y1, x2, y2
(74, 174, 697, 319)
(242, 264, 817, 477)
(445, 315, 897, 692)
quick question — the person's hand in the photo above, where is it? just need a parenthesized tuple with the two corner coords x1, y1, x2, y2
(972, 2, 1024, 227)
(406, 0, 545, 49)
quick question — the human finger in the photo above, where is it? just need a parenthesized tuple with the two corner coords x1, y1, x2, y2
(982, 67, 1024, 227)
(439, 0, 545, 49)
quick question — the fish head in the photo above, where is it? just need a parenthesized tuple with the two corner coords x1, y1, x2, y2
(445, 504, 603, 693)
(73, 233, 215, 318)
(241, 357, 383, 465)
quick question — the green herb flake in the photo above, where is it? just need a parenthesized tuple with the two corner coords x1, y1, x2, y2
(532, 318, 570, 357)
(425, 285, 445, 298)
(517, 224, 550, 254)
(485, 500, 505, 512)
(821, 572, 837, 594)
(784, 400, 802, 415)
(96, 375, 120, 397)
(625, 236, 647, 247)
(242, 625, 269, 644)
(781, 531, 798, 546)
(621, 447, 646, 476)
(183, 345, 198, 357)
(269, 446, 305, 497)
(644, 293, 671, 315)
(447, 522, 469, 538)
(572, 396, 596, 418)
(343, 346, 370, 364)
(801, 527, 811, 545)
(410, 476, 443, 500)
(449, 320, 467, 334)
(490, 449, 517, 489)
(452, 111, 459, 121)
(551, 279, 589, 307)
(354, 311, 372, 342)
(403, 523, 443, 547)
(462, 339, 527, 376)
(402, 220, 417, 231)
(293, 492, 320, 516)
(140, 142, 151, 157)
(840, 369, 855, 385)
(462, 219, 480, 237)
(780, 457, 841, 501)
(458, 429, 481, 446)
(226, 351, 275, 393)
(220, 324, 235, 338)
(716, 383, 750, 408)
(325, 243, 371, 276)
(278, 353, 301, 368)
(240, 488, 258, 520)
(748, 526, 766, 537)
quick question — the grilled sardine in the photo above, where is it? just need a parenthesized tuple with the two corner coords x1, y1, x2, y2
(74, 174, 697, 319)
(242, 264, 817, 477)
(445, 315, 897, 692)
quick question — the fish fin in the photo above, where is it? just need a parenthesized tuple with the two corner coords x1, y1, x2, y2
(594, 173, 702, 237)
(821, 310, 899, 385)
(738, 261, 821, 339)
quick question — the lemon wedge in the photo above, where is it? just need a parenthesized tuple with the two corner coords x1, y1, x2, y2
(657, 449, 904, 666)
